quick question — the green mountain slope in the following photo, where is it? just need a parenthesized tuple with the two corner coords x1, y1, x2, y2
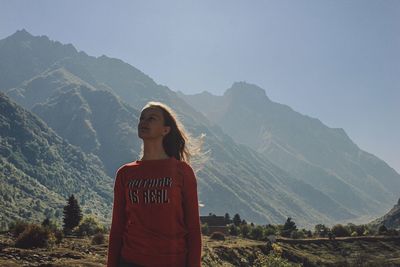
(0, 92, 112, 228)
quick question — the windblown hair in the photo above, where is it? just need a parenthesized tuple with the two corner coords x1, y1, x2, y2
(138, 101, 210, 173)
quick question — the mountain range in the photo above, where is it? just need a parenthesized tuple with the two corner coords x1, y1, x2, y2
(178, 82, 400, 223)
(1, 29, 399, 229)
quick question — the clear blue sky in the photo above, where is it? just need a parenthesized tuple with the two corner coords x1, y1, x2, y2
(1, 0, 399, 173)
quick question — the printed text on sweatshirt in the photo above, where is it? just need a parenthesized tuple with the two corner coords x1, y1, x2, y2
(107, 156, 202, 267)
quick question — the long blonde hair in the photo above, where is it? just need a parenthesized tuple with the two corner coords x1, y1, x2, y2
(138, 101, 209, 173)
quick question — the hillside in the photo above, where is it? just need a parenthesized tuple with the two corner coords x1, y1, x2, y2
(178, 81, 400, 224)
(0, 92, 112, 228)
(0, 30, 361, 228)
(5, 66, 342, 227)
(2, 29, 399, 228)
(369, 198, 400, 230)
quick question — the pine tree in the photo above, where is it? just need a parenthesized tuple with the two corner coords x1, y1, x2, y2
(224, 213, 231, 224)
(41, 217, 50, 227)
(63, 194, 82, 234)
(281, 217, 297, 237)
(233, 213, 241, 226)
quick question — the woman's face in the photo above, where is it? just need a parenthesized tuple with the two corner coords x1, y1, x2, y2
(138, 107, 170, 140)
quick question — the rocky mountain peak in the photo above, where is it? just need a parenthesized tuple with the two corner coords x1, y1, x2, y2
(223, 81, 271, 103)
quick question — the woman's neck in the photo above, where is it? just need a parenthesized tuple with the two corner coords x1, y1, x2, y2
(141, 141, 169, 160)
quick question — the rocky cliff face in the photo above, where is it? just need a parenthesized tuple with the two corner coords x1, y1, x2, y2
(370, 198, 400, 229)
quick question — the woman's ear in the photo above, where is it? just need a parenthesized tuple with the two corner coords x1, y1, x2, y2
(164, 126, 171, 136)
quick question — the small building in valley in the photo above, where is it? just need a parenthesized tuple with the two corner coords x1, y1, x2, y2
(200, 213, 229, 235)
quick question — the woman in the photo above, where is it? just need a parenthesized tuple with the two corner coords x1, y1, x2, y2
(107, 101, 207, 267)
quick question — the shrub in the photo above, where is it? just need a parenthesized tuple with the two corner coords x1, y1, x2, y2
(210, 231, 225, 241)
(256, 252, 302, 267)
(272, 243, 283, 255)
(264, 224, 277, 236)
(290, 230, 305, 239)
(15, 224, 54, 248)
(201, 223, 209, 235)
(314, 224, 329, 237)
(54, 228, 64, 244)
(378, 225, 388, 235)
(75, 216, 105, 237)
(305, 230, 313, 238)
(42, 217, 61, 232)
(386, 228, 399, 236)
(331, 224, 350, 237)
(9, 220, 29, 237)
(250, 225, 265, 240)
(240, 224, 251, 238)
(228, 224, 239, 236)
(91, 232, 105, 245)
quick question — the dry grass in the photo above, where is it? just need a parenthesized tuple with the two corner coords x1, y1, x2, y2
(1, 233, 400, 266)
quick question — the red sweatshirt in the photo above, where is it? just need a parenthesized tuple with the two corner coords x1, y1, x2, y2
(107, 156, 202, 267)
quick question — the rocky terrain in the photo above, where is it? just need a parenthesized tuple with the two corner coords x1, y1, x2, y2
(2, 232, 400, 267)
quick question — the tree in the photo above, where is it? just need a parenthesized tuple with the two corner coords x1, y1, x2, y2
(331, 224, 350, 237)
(41, 217, 51, 227)
(228, 224, 239, 236)
(233, 213, 241, 226)
(201, 223, 209, 235)
(314, 224, 329, 237)
(378, 224, 388, 235)
(250, 225, 264, 240)
(281, 217, 297, 238)
(224, 213, 231, 224)
(240, 224, 250, 238)
(63, 194, 82, 234)
(264, 224, 277, 236)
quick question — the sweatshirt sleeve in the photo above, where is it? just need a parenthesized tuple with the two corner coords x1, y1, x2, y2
(107, 168, 126, 267)
(181, 163, 202, 267)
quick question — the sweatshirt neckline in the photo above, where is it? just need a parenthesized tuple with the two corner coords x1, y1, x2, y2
(135, 156, 175, 165)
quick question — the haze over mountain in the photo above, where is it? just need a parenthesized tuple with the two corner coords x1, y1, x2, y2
(2, 0, 398, 174)
(178, 83, 400, 222)
(1, 30, 399, 228)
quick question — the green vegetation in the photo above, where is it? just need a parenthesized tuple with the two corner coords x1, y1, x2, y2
(218, 213, 399, 243)
(281, 217, 297, 238)
(201, 223, 209, 235)
(0, 92, 113, 229)
(91, 232, 106, 245)
(7, 195, 106, 250)
(15, 224, 54, 248)
(63, 194, 83, 234)
(209, 231, 226, 241)
(75, 216, 106, 237)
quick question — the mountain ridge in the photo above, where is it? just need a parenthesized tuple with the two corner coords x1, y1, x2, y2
(1, 29, 398, 228)
(179, 82, 400, 224)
